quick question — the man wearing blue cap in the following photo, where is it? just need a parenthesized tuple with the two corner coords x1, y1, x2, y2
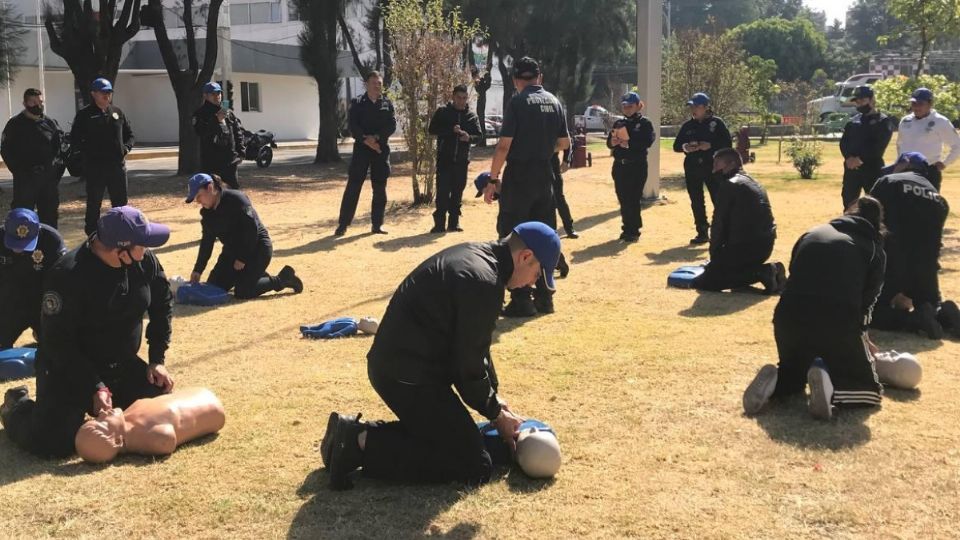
(70, 78, 136, 235)
(321, 222, 560, 490)
(673, 92, 732, 244)
(193, 82, 246, 189)
(607, 91, 655, 242)
(0, 208, 66, 349)
(896, 88, 960, 191)
(869, 152, 958, 339)
(839, 85, 894, 210)
(1, 206, 175, 458)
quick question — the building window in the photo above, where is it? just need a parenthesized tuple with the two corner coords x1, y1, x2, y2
(230, 4, 250, 25)
(288, 0, 299, 21)
(241, 82, 262, 112)
(231, 2, 281, 25)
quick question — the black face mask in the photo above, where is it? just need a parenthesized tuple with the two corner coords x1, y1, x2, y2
(856, 104, 872, 114)
(26, 105, 43, 116)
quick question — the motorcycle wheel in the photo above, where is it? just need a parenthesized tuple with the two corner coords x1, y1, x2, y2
(257, 146, 273, 168)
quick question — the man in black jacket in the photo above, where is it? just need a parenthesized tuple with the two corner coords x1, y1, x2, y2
(428, 84, 482, 233)
(321, 222, 561, 490)
(70, 78, 136, 235)
(839, 85, 895, 210)
(1, 206, 175, 458)
(193, 82, 245, 189)
(0, 88, 65, 228)
(607, 92, 655, 242)
(692, 149, 784, 294)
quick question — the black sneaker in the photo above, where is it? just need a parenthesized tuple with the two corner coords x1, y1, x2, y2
(910, 303, 944, 340)
(429, 225, 445, 234)
(502, 298, 537, 318)
(619, 232, 640, 243)
(938, 300, 960, 338)
(773, 262, 787, 293)
(690, 233, 709, 245)
(557, 256, 570, 279)
(1, 385, 29, 427)
(533, 293, 555, 314)
(759, 263, 780, 295)
(565, 229, 579, 239)
(278, 265, 304, 294)
(372, 227, 388, 235)
(334, 226, 347, 237)
(447, 223, 463, 233)
(324, 412, 366, 490)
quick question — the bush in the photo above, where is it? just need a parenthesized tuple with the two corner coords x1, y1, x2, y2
(785, 137, 823, 179)
(873, 74, 960, 122)
(771, 113, 783, 125)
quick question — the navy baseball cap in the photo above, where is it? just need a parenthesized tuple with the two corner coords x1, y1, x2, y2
(687, 92, 710, 106)
(202, 82, 223, 94)
(897, 151, 929, 167)
(910, 87, 934, 103)
(852, 85, 874, 99)
(185, 173, 214, 203)
(512, 222, 561, 291)
(512, 57, 541, 80)
(97, 206, 170, 249)
(4, 208, 40, 252)
(91, 78, 113, 92)
(474, 172, 499, 200)
(621, 92, 642, 105)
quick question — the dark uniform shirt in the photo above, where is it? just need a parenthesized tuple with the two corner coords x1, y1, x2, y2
(428, 102, 482, 164)
(348, 93, 397, 155)
(710, 173, 776, 259)
(0, 112, 63, 174)
(39, 243, 173, 394)
(192, 101, 245, 168)
(193, 189, 271, 274)
(70, 103, 135, 165)
(500, 85, 568, 162)
(368, 241, 512, 421)
(672, 115, 732, 165)
(781, 215, 885, 328)
(0, 224, 66, 310)
(839, 110, 894, 167)
(606, 112, 655, 161)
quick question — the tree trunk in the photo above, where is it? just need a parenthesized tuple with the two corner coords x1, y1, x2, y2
(315, 81, 342, 163)
(917, 25, 928, 77)
(174, 81, 203, 174)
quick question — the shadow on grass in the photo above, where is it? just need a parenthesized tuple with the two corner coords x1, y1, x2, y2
(273, 232, 373, 257)
(571, 209, 620, 233)
(678, 290, 768, 317)
(374, 231, 442, 253)
(868, 330, 945, 354)
(172, 289, 300, 319)
(883, 387, 921, 403)
(754, 396, 877, 450)
(645, 244, 707, 266)
(153, 238, 202, 256)
(570, 238, 629, 264)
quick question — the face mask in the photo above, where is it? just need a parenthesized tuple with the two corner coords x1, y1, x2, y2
(856, 104, 872, 114)
(27, 105, 43, 116)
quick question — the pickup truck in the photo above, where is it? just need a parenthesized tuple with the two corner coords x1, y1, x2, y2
(574, 105, 622, 133)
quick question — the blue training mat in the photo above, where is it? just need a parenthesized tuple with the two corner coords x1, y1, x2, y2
(477, 419, 555, 466)
(176, 283, 231, 306)
(0, 348, 37, 381)
(667, 265, 706, 289)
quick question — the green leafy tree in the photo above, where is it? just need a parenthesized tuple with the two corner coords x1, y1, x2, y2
(873, 74, 960, 122)
(882, 0, 960, 77)
(296, 0, 343, 164)
(746, 55, 780, 143)
(0, 3, 26, 88)
(845, 0, 907, 51)
(670, 0, 762, 31)
(728, 17, 827, 81)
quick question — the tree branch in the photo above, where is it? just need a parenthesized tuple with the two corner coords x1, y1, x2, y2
(184, 0, 198, 72)
(338, 13, 364, 77)
(147, 0, 181, 82)
(197, 0, 223, 85)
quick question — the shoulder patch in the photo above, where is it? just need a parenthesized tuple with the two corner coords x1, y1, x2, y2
(42, 291, 63, 315)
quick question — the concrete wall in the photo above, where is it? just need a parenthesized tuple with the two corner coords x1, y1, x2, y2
(0, 68, 75, 126)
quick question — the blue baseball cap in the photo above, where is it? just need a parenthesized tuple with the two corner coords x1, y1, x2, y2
(687, 92, 710, 106)
(910, 87, 934, 103)
(185, 173, 214, 203)
(474, 172, 499, 200)
(202, 82, 223, 94)
(91, 78, 113, 92)
(621, 92, 642, 105)
(897, 151, 929, 167)
(512, 222, 561, 291)
(4, 208, 40, 252)
(96, 206, 170, 249)
(852, 85, 874, 99)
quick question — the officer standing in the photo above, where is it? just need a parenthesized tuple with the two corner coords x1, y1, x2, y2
(1, 206, 174, 458)
(483, 57, 570, 317)
(551, 149, 577, 238)
(606, 92, 655, 242)
(336, 71, 397, 236)
(839, 85, 894, 210)
(673, 92, 732, 244)
(428, 84, 482, 233)
(193, 82, 245, 189)
(321, 222, 560, 489)
(70, 78, 135, 235)
(0, 208, 66, 349)
(1, 88, 65, 228)
(895, 88, 960, 191)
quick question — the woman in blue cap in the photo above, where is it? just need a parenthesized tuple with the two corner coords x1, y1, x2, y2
(185, 173, 303, 298)
(607, 91, 655, 242)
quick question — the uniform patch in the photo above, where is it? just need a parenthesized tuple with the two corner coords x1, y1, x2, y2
(41, 291, 62, 315)
(709, 121, 717, 132)
(32, 250, 44, 264)
(16, 225, 29, 238)
(112, 112, 120, 120)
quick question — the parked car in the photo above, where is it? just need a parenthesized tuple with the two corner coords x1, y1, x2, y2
(574, 105, 622, 133)
(808, 73, 883, 121)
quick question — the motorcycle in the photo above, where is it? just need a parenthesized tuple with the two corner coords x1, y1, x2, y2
(243, 129, 278, 168)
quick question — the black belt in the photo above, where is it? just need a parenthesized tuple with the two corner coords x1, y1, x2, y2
(616, 158, 643, 165)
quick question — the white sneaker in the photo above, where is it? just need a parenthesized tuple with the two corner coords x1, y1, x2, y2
(743, 364, 778, 415)
(807, 364, 835, 420)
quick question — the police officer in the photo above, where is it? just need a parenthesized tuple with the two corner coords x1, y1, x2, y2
(869, 152, 958, 339)
(0, 208, 66, 349)
(895, 88, 960, 191)
(70, 78, 135, 235)
(483, 57, 570, 317)
(839, 85, 894, 210)
(336, 71, 397, 236)
(1, 88, 65, 228)
(691, 149, 784, 294)
(193, 82, 245, 189)
(1, 206, 174, 458)
(321, 222, 560, 489)
(428, 84, 482, 233)
(607, 91, 655, 242)
(673, 92, 732, 244)
(742, 197, 886, 420)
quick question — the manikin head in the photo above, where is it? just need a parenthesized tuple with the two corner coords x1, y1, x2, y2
(75, 408, 126, 463)
(511, 56, 542, 93)
(505, 222, 561, 291)
(516, 426, 562, 478)
(873, 351, 922, 389)
(364, 71, 384, 100)
(358, 317, 379, 334)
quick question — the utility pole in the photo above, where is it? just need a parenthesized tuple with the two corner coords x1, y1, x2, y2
(637, 0, 663, 199)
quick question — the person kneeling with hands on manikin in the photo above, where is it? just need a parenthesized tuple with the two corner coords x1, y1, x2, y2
(321, 222, 561, 490)
(186, 173, 303, 299)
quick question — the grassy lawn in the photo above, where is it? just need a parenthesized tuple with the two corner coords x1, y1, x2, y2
(0, 134, 958, 538)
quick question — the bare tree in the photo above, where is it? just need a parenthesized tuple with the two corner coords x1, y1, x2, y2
(297, 0, 342, 163)
(0, 3, 26, 88)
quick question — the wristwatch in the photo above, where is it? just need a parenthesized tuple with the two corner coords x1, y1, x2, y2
(488, 178, 500, 185)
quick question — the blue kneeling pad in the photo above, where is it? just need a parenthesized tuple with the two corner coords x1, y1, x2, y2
(477, 419, 554, 466)
(176, 283, 231, 306)
(668, 265, 705, 289)
(0, 348, 37, 381)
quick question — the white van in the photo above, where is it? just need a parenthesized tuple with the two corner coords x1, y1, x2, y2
(808, 73, 884, 120)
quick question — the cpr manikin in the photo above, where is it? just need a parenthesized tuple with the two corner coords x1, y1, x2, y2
(75, 387, 226, 463)
(515, 425, 562, 478)
(873, 351, 923, 390)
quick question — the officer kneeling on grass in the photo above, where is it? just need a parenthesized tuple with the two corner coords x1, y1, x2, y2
(321, 222, 560, 490)
(1, 207, 175, 458)
(691, 149, 784, 294)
